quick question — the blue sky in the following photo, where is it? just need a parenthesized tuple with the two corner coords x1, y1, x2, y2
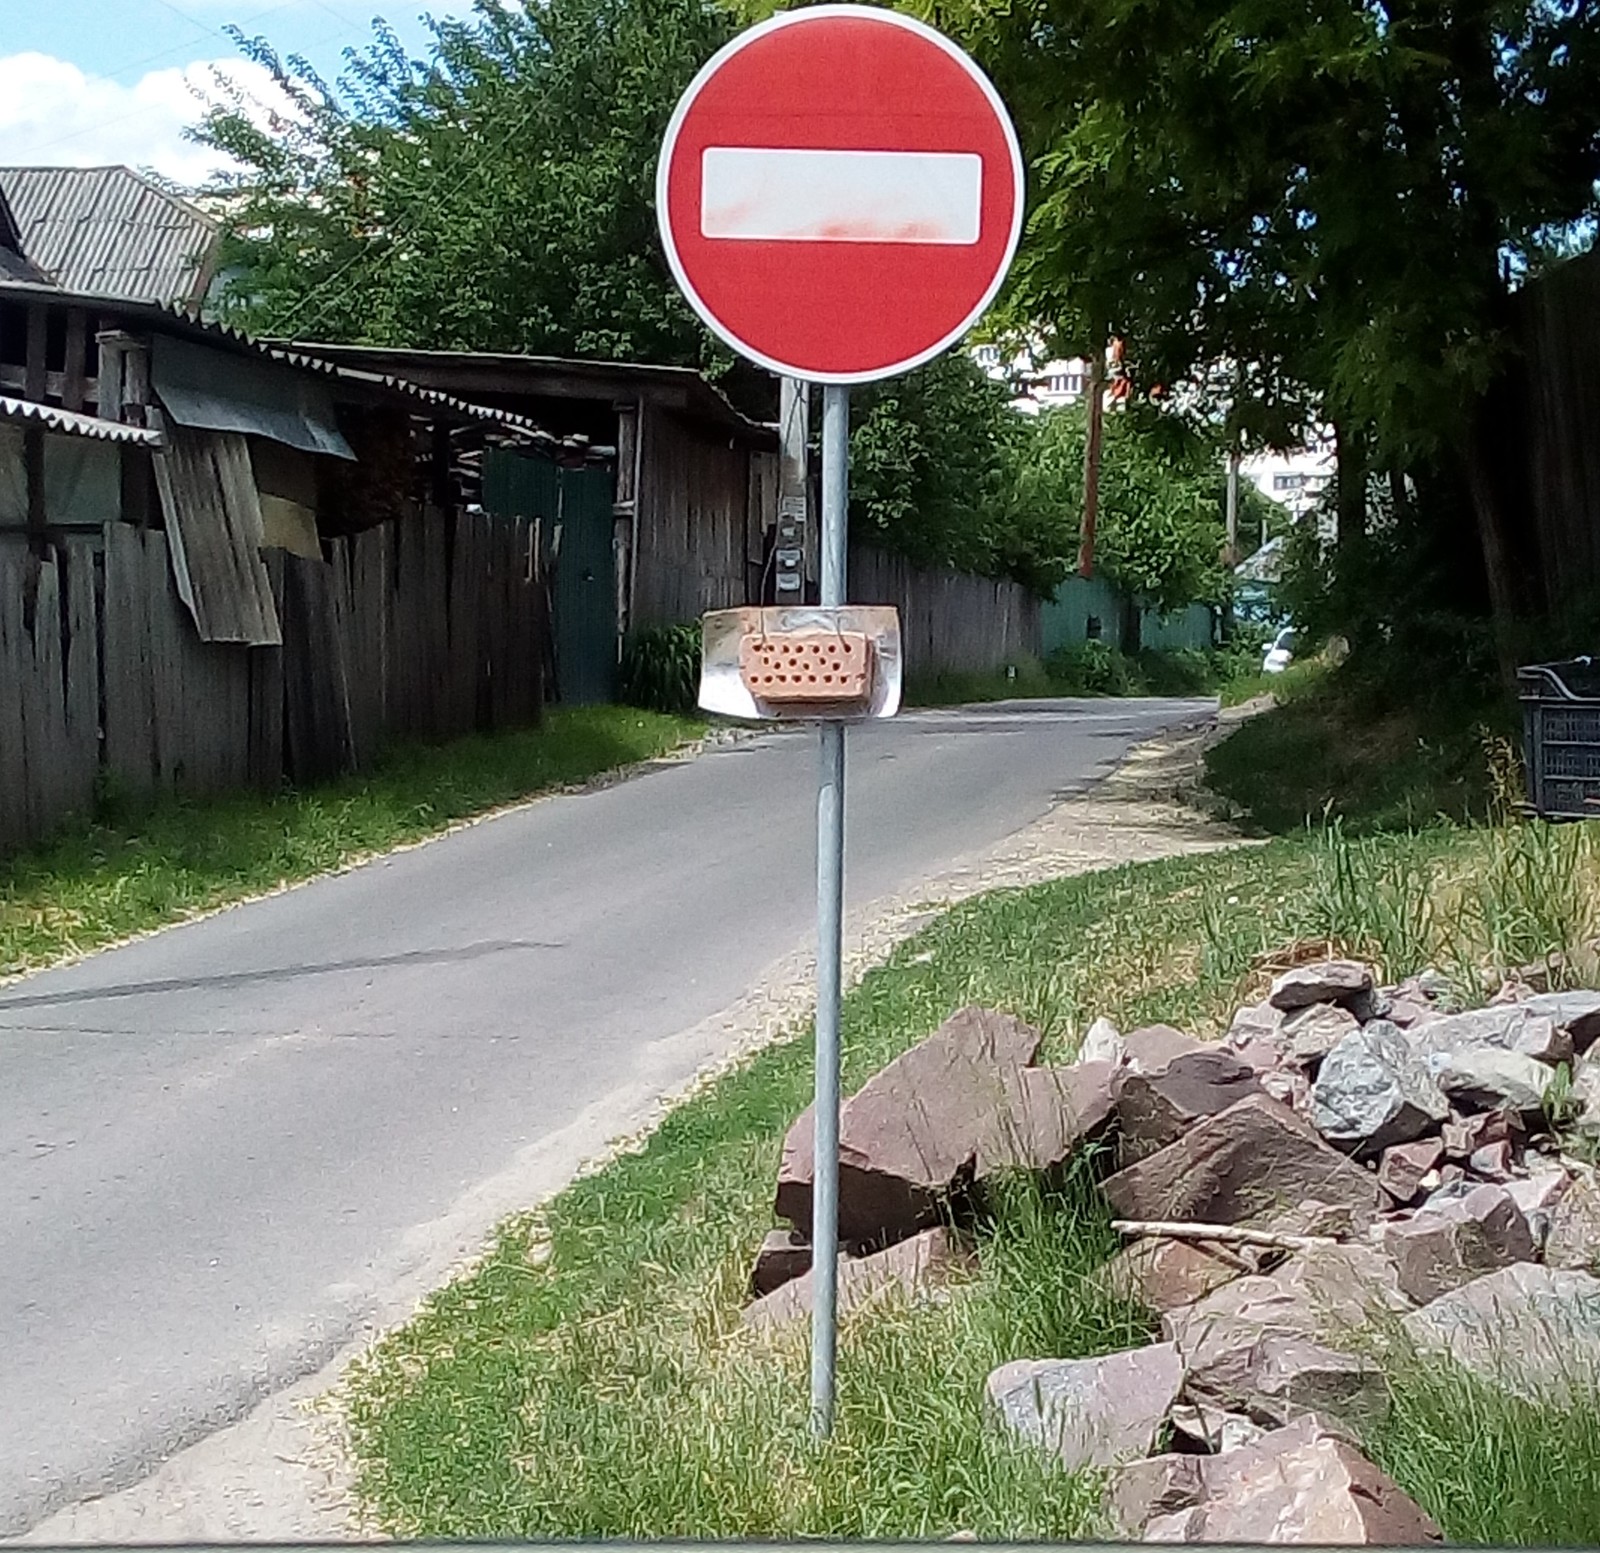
(1, 0, 470, 184)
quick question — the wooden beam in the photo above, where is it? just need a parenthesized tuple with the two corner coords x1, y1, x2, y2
(0, 365, 99, 402)
(24, 424, 46, 555)
(24, 305, 47, 402)
(62, 310, 88, 413)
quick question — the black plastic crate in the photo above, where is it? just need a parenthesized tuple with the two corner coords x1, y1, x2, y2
(1519, 657, 1600, 819)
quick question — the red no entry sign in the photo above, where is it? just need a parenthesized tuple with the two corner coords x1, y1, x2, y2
(657, 5, 1024, 383)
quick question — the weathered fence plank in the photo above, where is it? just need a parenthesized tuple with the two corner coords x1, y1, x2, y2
(848, 546, 1041, 677)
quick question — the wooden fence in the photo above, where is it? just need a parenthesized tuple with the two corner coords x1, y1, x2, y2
(1, 508, 546, 855)
(849, 546, 1041, 676)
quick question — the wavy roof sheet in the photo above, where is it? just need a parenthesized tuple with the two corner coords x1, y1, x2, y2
(0, 166, 220, 305)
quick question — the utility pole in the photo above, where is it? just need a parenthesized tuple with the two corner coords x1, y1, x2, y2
(1079, 331, 1106, 579)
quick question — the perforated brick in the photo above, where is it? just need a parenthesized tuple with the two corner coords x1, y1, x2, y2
(739, 631, 872, 703)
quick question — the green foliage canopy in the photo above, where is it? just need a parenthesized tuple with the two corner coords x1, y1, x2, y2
(200, 0, 733, 362)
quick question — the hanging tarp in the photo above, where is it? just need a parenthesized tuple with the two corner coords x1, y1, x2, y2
(151, 333, 356, 462)
(152, 427, 283, 646)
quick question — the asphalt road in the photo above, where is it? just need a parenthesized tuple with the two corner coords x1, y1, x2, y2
(0, 697, 1208, 1534)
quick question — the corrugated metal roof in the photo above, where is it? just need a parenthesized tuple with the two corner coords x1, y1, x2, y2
(0, 166, 220, 305)
(0, 278, 590, 456)
(0, 394, 162, 445)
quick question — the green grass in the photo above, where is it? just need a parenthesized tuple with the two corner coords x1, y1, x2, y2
(342, 810, 1600, 1541)
(0, 706, 700, 980)
(905, 644, 1260, 707)
(1367, 1354, 1600, 1543)
(1205, 660, 1518, 834)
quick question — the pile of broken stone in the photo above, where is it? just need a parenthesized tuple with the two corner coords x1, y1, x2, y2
(742, 962, 1600, 1543)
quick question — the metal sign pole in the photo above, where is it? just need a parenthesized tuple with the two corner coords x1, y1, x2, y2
(810, 381, 849, 1439)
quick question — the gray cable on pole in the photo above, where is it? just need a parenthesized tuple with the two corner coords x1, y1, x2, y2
(810, 381, 850, 1439)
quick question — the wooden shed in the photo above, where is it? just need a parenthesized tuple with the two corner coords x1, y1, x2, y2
(0, 279, 592, 854)
(287, 346, 785, 651)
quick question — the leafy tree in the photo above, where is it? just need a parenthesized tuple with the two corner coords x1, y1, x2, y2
(1008, 402, 1231, 634)
(848, 352, 1065, 590)
(928, 0, 1600, 659)
(198, 0, 733, 363)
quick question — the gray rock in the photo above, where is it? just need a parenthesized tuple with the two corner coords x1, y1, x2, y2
(1504, 1165, 1571, 1220)
(985, 1342, 1183, 1471)
(1433, 1048, 1552, 1114)
(1524, 990, 1600, 1052)
(1567, 1057, 1600, 1137)
(1378, 1185, 1534, 1304)
(1309, 1021, 1449, 1155)
(1402, 1262, 1600, 1403)
(1269, 960, 1375, 1012)
(1412, 1006, 1571, 1066)
(1282, 1002, 1360, 1066)
(1168, 1402, 1266, 1455)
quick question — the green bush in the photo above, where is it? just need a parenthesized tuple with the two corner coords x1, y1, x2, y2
(1046, 640, 1134, 695)
(619, 623, 702, 715)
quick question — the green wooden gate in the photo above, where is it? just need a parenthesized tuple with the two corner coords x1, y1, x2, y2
(482, 450, 616, 706)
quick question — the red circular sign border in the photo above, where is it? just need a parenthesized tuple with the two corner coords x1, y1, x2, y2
(656, 5, 1025, 385)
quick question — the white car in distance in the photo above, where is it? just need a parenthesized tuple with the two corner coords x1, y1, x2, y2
(1262, 626, 1296, 674)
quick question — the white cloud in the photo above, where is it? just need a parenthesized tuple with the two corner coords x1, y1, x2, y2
(0, 52, 294, 188)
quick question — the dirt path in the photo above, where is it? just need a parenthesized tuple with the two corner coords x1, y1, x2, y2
(15, 707, 1245, 1545)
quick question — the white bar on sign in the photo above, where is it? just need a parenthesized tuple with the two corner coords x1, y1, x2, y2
(700, 147, 982, 244)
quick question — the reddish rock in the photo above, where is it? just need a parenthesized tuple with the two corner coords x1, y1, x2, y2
(1387, 996, 1436, 1029)
(742, 1227, 969, 1329)
(750, 1229, 812, 1296)
(976, 1061, 1121, 1184)
(1100, 1095, 1385, 1228)
(774, 1006, 1042, 1242)
(1163, 1244, 1407, 1428)
(986, 1342, 1183, 1471)
(1403, 1262, 1600, 1402)
(1108, 1454, 1209, 1537)
(1269, 960, 1375, 1012)
(1505, 1164, 1571, 1221)
(1116, 1048, 1262, 1164)
(1140, 1419, 1443, 1543)
(1442, 1109, 1517, 1160)
(1124, 1024, 1204, 1072)
(1377, 1137, 1444, 1204)
(1101, 1236, 1251, 1314)
(1378, 1184, 1533, 1304)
